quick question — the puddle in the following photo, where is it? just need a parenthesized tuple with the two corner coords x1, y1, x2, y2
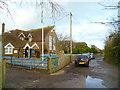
(86, 76, 106, 88)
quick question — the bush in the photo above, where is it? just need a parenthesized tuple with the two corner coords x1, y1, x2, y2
(104, 31, 120, 66)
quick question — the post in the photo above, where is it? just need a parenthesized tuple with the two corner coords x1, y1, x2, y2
(1, 23, 6, 89)
(47, 56, 51, 74)
(70, 12, 72, 54)
(118, 1, 120, 64)
(0, 42, 2, 90)
(70, 13, 72, 62)
(42, 27, 44, 65)
(41, 3, 44, 66)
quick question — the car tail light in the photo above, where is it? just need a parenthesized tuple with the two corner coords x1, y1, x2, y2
(75, 59, 78, 61)
(85, 59, 89, 61)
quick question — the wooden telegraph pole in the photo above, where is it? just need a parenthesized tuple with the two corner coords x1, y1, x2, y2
(1, 23, 6, 89)
(70, 12, 72, 54)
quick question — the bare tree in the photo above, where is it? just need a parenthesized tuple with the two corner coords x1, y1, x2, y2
(0, 0, 67, 24)
(92, 1, 119, 30)
(56, 33, 70, 53)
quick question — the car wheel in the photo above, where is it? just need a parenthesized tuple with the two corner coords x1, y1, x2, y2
(85, 62, 89, 67)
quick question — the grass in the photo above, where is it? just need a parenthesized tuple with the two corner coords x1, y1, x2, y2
(105, 58, 120, 67)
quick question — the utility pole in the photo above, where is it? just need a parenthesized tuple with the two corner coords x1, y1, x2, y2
(1, 23, 6, 89)
(42, 26, 44, 63)
(70, 12, 72, 54)
(41, 2, 44, 66)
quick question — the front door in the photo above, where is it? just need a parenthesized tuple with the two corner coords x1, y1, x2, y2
(25, 46, 29, 58)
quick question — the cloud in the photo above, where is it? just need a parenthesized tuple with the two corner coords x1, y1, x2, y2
(56, 20, 109, 49)
(0, 1, 116, 49)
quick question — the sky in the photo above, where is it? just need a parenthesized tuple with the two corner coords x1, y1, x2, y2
(0, 0, 118, 49)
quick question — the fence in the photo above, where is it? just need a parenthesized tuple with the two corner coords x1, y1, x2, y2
(2, 55, 59, 71)
(2, 54, 76, 74)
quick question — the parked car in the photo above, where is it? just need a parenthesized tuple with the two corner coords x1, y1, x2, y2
(82, 53, 91, 60)
(89, 53, 95, 59)
(74, 55, 90, 67)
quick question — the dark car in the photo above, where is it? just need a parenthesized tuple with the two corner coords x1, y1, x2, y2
(75, 55, 90, 67)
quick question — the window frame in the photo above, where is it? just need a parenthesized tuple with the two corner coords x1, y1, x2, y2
(49, 36, 52, 50)
(5, 45, 13, 54)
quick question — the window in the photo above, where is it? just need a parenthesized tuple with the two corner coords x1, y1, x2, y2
(5, 45, 13, 54)
(28, 37, 32, 42)
(49, 36, 52, 50)
(53, 38, 56, 50)
(18, 33, 25, 40)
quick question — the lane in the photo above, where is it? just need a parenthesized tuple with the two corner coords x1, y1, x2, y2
(5, 56, 118, 88)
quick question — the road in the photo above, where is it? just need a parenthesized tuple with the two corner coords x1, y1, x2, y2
(5, 56, 119, 88)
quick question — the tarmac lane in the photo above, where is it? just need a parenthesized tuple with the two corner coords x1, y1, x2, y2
(5, 56, 119, 88)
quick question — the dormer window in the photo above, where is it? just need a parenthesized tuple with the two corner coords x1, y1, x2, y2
(28, 33, 32, 38)
(51, 29, 55, 32)
(28, 33, 32, 42)
(4, 43, 14, 54)
(18, 33, 25, 40)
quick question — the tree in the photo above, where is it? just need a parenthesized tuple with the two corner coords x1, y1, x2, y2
(73, 44, 91, 54)
(56, 33, 70, 53)
(0, 0, 67, 23)
(90, 47, 98, 54)
(98, 1, 120, 66)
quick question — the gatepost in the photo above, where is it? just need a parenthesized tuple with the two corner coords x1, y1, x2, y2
(0, 42, 2, 90)
(47, 56, 51, 74)
(0, 23, 6, 89)
(0, 42, 6, 89)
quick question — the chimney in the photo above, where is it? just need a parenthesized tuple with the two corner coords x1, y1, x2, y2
(2, 23, 5, 34)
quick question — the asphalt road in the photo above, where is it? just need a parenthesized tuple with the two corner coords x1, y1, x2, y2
(5, 56, 119, 88)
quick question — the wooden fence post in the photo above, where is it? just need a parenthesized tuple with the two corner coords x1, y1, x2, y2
(1, 23, 6, 89)
(47, 56, 51, 74)
(0, 42, 2, 90)
(0, 42, 6, 89)
(70, 55, 72, 63)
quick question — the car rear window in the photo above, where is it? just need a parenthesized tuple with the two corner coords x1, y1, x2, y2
(76, 55, 88, 59)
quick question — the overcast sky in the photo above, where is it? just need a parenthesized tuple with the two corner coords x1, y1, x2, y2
(0, 0, 118, 49)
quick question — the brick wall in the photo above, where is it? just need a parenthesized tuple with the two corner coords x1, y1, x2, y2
(48, 55, 71, 74)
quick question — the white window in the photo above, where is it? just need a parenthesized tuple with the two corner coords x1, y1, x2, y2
(4, 44, 14, 54)
(49, 36, 52, 50)
(18, 33, 25, 40)
(53, 38, 56, 50)
(28, 34, 32, 38)
(28, 37, 32, 42)
(20, 37, 24, 40)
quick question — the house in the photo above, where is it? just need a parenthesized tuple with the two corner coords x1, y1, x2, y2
(1, 26, 58, 58)
(73, 42, 87, 48)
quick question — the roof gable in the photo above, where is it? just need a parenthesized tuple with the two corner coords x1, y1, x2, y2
(23, 43, 31, 49)
(28, 33, 32, 37)
(4, 43, 14, 48)
(18, 32, 25, 38)
(31, 43, 39, 49)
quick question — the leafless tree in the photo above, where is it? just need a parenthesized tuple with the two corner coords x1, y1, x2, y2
(56, 33, 70, 53)
(0, 0, 67, 24)
(92, 1, 120, 31)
